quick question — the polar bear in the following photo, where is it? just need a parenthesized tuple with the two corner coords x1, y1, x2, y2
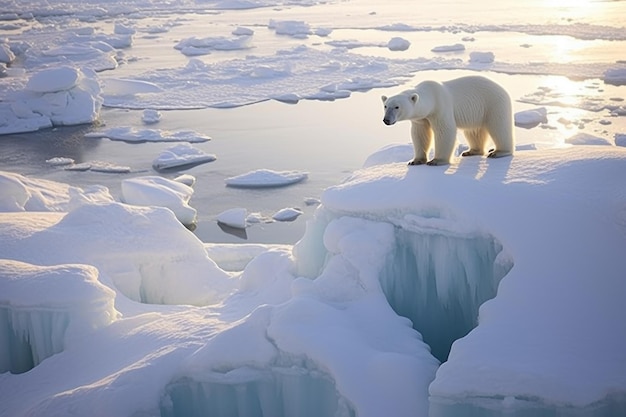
(381, 75, 515, 166)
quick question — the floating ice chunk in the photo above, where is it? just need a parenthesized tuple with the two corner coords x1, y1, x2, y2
(152, 143, 217, 170)
(0, 66, 103, 134)
(24, 43, 118, 72)
(142, 109, 161, 124)
(121, 176, 197, 225)
(64, 162, 92, 172)
(604, 66, 626, 86)
(232, 27, 254, 36)
(225, 169, 308, 188)
(377, 23, 417, 31)
(0, 259, 118, 374)
(469, 51, 495, 63)
(85, 127, 211, 143)
(387, 37, 410, 51)
(515, 107, 548, 128)
(431, 43, 465, 53)
(89, 161, 131, 173)
(304, 197, 321, 206)
(269, 19, 311, 38)
(315, 27, 332, 37)
(103, 78, 164, 95)
(175, 35, 251, 55)
(273, 207, 303, 222)
(565, 132, 612, 146)
(217, 207, 248, 229)
(45, 157, 74, 166)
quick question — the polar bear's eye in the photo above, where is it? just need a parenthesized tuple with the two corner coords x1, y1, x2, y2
(394, 106, 399, 110)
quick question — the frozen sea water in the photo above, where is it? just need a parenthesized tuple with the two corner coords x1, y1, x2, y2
(1, 0, 626, 416)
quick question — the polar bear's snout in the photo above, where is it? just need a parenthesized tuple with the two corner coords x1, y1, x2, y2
(382, 108, 398, 125)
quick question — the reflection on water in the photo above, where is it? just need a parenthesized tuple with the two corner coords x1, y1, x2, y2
(0, 125, 100, 174)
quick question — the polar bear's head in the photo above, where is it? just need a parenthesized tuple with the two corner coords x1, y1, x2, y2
(381, 93, 419, 125)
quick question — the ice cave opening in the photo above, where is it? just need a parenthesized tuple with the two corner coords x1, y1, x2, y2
(379, 224, 513, 362)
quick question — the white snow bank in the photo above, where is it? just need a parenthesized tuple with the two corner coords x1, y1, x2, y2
(0, 203, 234, 306)
(225, 169, 308, 188)
(317, 145, 626, 409)
(0, 171, 114, 212)
(152, 143, 216, 170)
(85, 126, 211, 143)
(0, 259, 118, 373)
(0, 66, 103, 135)
(121, 176, 197, 225)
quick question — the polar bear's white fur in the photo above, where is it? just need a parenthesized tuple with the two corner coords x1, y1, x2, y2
(381, 75, 515, 166)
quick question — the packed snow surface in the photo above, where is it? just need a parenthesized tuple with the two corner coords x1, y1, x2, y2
(1, 0, 626, 416)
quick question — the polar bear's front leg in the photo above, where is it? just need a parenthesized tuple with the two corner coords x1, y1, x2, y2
(428, 119, 456, 165)
(409, 120, 432, 165)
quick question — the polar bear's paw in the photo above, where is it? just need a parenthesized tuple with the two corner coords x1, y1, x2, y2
(408, 158, 427, 166)
(487, 149, 512, 158)
(426, 158, 449, 166)
(461, 148, 485, 157)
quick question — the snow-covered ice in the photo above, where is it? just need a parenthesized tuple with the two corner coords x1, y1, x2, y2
(217, 207, 248, 229)
(152, 143, 216, 171)
(121, 176, 197, 225)
(1, 0, 626, 416)
(225, 169, 308, 188)
(85, 127, 211, 143)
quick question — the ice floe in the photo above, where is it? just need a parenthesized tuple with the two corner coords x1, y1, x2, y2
(225, 169, 308, 188)
(152, 143, 217, 171)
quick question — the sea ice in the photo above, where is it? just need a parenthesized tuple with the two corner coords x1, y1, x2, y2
(121, 176, 197, 225)
(272, 207, 303, 222)
(469, 51, 495, 64)
(565, 132, 612, 146)
(0, 66, 102, 135)
(431, 43, 465, 53)
(152, 143, 217, 170)
(387, 37, 411, 51)
(514, 107, 548, 128)
(217, 207, 248, 229)
(85, 127, 211, 143)
(141, 109, 161, 124)
(0, 259, 118, 374)
(225, 169, 308, 188)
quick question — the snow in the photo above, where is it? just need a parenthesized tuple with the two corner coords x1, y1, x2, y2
(121, 176, 198, 225)
(225, 169, 308, 188)
(1, 0, 626, 416)
(514, 107, 548, 128)
(85, 127, 211, 143)
(217, 207, 248, 229)
(272, 207, 303, 222)
(0, 66, 102, 135)
(387, 37, 410, 52)
(152, 143, 217, 171)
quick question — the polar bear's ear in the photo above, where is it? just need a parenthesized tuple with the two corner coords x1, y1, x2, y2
(410, 93, 419, 103)
(381, 95, 388, 103)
